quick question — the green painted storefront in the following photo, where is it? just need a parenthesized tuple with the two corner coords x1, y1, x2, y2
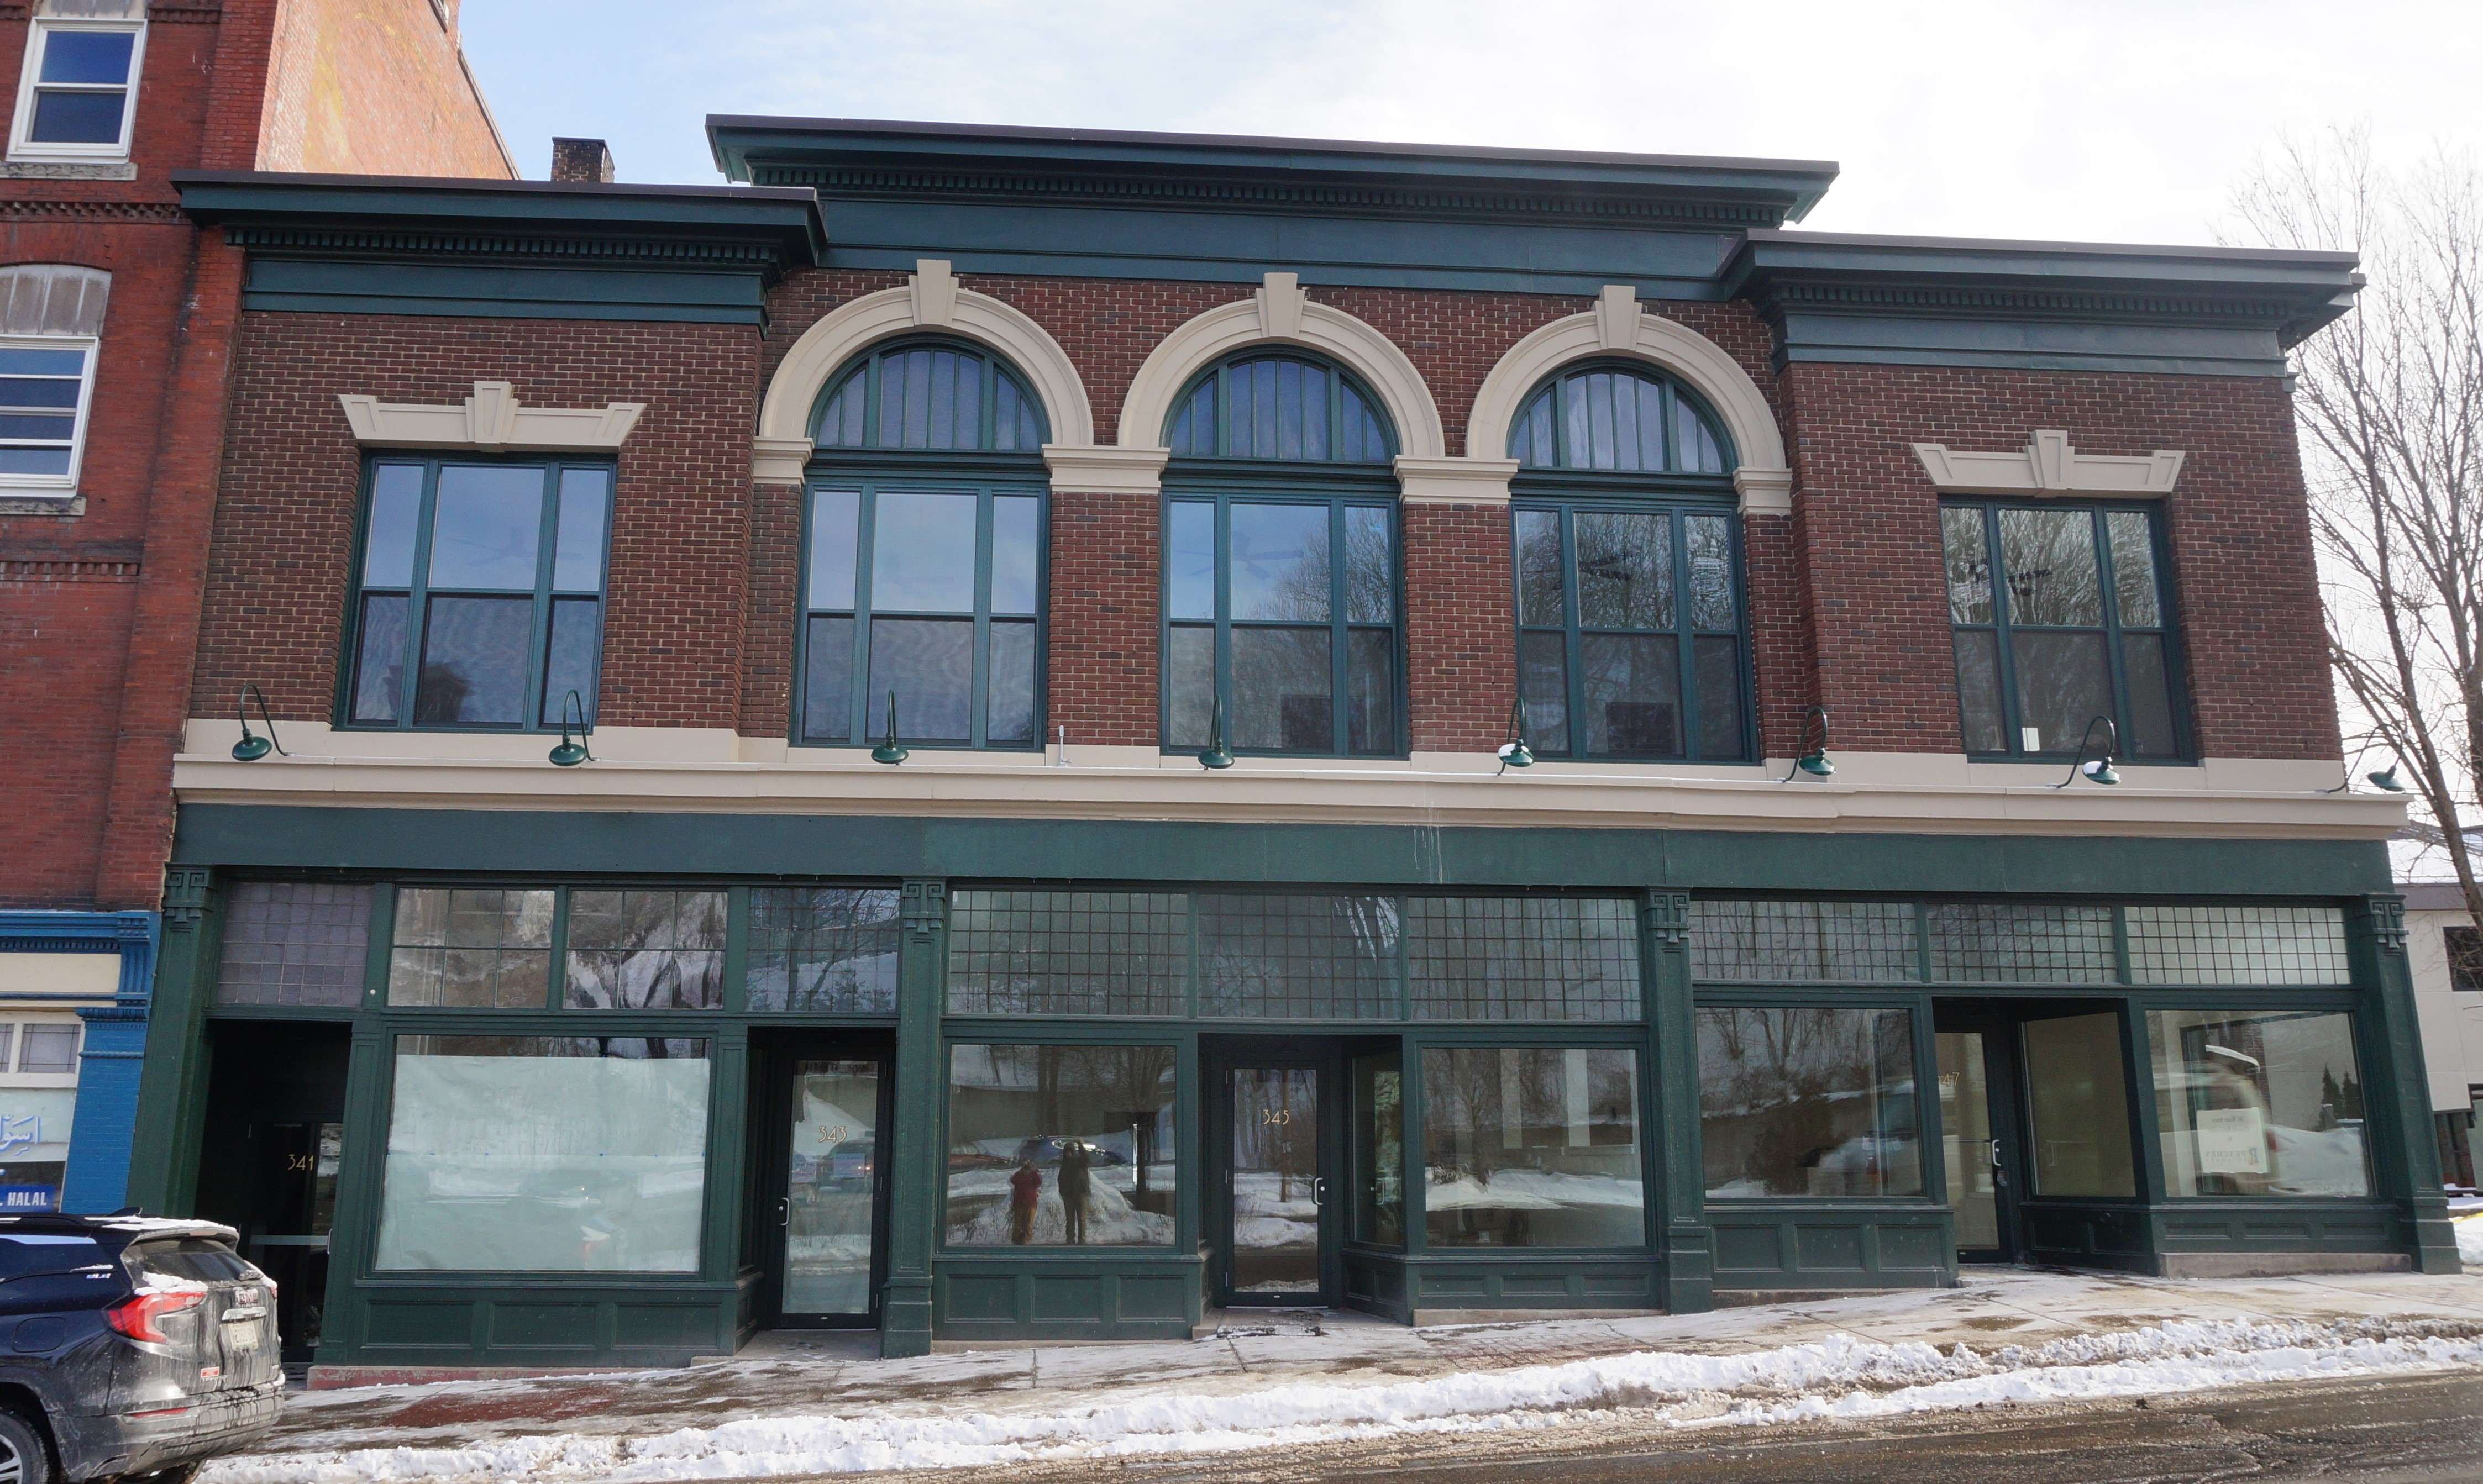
(125, 807, 2463, 1374)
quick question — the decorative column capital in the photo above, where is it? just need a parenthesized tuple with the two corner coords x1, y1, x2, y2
(1642, 890, 1692, 950)
(161, 867, 213, 929)
(2357, 892, 2408, 956)
(901, 880, 948, 938)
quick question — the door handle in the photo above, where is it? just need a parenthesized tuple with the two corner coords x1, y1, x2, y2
(1312, 1177, 1327, 1208)
(779, 1197, 790, 1228)
(1989, 1140, 2003, 1169)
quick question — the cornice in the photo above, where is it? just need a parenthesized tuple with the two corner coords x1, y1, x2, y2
(223, 224, 783, 269)
(0, 199, 186, 225)
(743, 164, 1789, 228)
(1751, 279, 2317, 327)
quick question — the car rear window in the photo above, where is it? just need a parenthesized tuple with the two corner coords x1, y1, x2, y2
(0, 1234, 112, 1279)
(127, 1239, 252, 1282)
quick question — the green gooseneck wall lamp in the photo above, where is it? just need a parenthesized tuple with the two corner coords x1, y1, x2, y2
(547, 690, 595, 767)
(2053, 714, 2121, 788)
(871, 691, 910, 765)
(1778, 703, 1835, 782)
(231, 683, 287, 762)
(2323, 738, 2408, 794)
(2366, 762, 2407, 793)
(1496, 699, 1535, 775)
(1198, 695, 1234, 770)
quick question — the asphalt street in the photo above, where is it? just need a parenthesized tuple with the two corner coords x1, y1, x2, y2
(877, 1367, 2483, 1484)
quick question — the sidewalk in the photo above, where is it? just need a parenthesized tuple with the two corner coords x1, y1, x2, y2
(209, 1266, 2483, 1483)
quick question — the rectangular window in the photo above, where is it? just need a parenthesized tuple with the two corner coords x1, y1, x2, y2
(16, 1024, 80, 1075)
(2149, 1009, 2371, 1197)
(2450, 927, 2483, 992)
(1351, 1049, 1404, 1248)
(1942, 501, 2184, 759)
(746, 888, 900, 1012)
(215, 881, 372, 1008)
(345, 459, 611, 732)
(2125, 906, 2350, 986)
(562, 890, 726, 1011)
(0, 339, 97, 492)
(1421, 1047, 1643, 1247)
(1511, 502, 1749, 761)
(2020, 1012, 2138, 1197)
(1406, 897, 1641, 1020)
(1695, 1008, 1923, 1198)
(799, 482, 1042, 749)
(374, 1036, 709, 1272)
(946, 891, 1188, 1017)
(1691, 899, 1918, 983)
(1197, 893, 1399, 1018)
(943, 1044, 1177, 1247)
(9, 20, 145, 160)
(385, 888, 554, 1008)
(1163, 494, 1398, 757)
(1926, 902, 2117, 983)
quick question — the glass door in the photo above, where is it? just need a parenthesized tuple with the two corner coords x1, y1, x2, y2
(1935, 1030, 2017, 1261)
(1226, 1063, 1331, 1303)
(776, 1056, 888, 1325)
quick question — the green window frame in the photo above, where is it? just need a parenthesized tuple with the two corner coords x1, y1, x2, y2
(1941, 499, 2188, 760)
(340, 455, 612, 734)
(1160, 351, 1403, 759)
(797, 338, 1049, 751)
(1506, 361, 1750, 762)
(381, 884, 728, 1012)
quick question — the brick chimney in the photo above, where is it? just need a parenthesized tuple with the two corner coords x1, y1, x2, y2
(550, 138, 615, 185)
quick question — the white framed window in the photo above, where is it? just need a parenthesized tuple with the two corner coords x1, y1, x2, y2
(0, 335, 98, 491)
(8, 14, 147, 163)
(0, 1019, 81, 1076)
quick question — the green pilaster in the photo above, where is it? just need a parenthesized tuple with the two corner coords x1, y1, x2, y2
(2349, 893, 2460, 1272)
(882, 880, 946, 1356)
(320, 1022, 391, 1365)
(1644, 890, 1711, 1312)
(705, 1027, 752, 1290)
(126, 867, 218, 1215)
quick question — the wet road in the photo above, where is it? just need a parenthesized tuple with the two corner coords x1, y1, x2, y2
(881, 1368, 2483, 1483)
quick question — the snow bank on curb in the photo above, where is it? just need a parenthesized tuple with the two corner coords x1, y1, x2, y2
(2455, 1213, 2483, 1267)
(204, 1317, 2483, 1483)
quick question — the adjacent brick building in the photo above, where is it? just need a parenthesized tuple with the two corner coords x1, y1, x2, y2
(0, 0, 507, 1218)
(120, 117, 2458, 1378)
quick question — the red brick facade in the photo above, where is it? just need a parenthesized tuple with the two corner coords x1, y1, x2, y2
(0, 0, 508, 911)
(188, 264, 2342, 772)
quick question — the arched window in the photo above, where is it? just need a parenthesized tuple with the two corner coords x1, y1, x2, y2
(797, 339, 1048, 751)
(1507, 362, 1750, 762)
(1161, 352, 1400, 757)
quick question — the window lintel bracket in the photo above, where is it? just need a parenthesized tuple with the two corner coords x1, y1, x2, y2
(1913, 429, 2185, 497)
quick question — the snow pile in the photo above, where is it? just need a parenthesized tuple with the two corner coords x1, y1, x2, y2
(2456, 1214, 2482, 1267)
(203, 1314, 2483, 1483)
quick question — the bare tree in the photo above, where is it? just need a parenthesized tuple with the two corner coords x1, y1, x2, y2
(2231, 129, 2483, 933)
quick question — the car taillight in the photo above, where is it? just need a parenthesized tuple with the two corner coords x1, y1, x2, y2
(105, 1289, 206, 1344)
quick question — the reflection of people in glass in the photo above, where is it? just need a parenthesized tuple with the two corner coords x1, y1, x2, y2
(1058, 1139, 1093, 1245)
(1008, 1157, 1041, 1245)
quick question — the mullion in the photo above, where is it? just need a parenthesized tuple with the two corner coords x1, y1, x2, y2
(522, 465, 561, 729)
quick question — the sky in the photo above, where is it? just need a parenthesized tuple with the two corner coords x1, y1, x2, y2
(459, 0, 2483, 246)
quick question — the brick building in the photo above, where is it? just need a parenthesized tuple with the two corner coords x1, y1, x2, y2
(129, 118, 2459, 1377)
(0, 0, 506, 1220)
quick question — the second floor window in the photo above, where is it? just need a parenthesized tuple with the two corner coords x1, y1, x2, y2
(1161, 353, 1400, 757)
(1942, 501, 2185, 759)
(797, 339, 1048, 749)
(9, 15, 145, 161)
(344, 458, 612, 732)
(1508, 362, 1750, 761)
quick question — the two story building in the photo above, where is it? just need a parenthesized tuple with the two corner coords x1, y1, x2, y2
(126, 118, 2457, 1380)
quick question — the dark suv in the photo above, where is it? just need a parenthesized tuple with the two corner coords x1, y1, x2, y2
(0, 1215, 281, 1484)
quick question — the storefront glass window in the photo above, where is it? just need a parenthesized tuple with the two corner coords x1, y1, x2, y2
(2021, 1012, 2138, 1196)
(943, 1044, 1177, 1247)
(386, 888, 553, 1008)
(947, 891, 1188, 1016)
(1421, 1047, 1644, 1247)
(561, 889, 726, 1010)
(374, 1036, 710, 1272)
(1695, 1008, 1923, 1198)
(2125, 907, 2350, 986)
(1927, 903, 2117, 983)
(1691, 900, 1918, 983)
(1351, 1050, 1404, 1248)
(2148, 1009, 2372, 1197)
(746, 888, 900, 1012)
(1199, 894, 1399, 1018)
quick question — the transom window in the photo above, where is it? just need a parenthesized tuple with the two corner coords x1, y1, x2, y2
(1941, 501, 2185, 759)
(344, 457, 612, 732)
(1162, 352, 1401, 757)
(9, 16, 146, 161)
(800, 339, 1047, 750)
(1507, 362, 1749, 761)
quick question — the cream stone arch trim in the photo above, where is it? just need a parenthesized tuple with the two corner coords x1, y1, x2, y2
(752, 259, 1095, 482)
(1466, 286, 1794, 514)
(1115, 272, 1447, 461)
